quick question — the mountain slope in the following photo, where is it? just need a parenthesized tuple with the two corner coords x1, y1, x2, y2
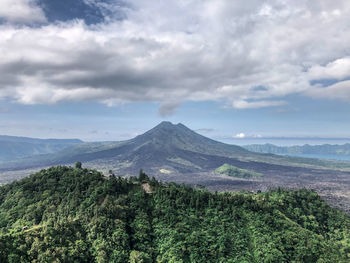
(0, 166, 349, 262)
(0, 122, 254, 172)
(0, 135, 82, 163)
(1, 122, 350, 177)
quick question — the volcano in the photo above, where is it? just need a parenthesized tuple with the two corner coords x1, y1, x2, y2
(2, 121, 350, 178)
(48, 121, 256, 174)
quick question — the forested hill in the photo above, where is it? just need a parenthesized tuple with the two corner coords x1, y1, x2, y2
(0, 166, 349, 262)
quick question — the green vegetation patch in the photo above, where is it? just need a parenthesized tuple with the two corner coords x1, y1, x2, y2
(0, 166, 349, 262)
(215, 163, 262, 178)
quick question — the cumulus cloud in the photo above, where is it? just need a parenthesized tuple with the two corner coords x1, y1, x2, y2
(0, 0, 350, 113)
(308, 57, 350, 80)
(0, 0, 46, 23)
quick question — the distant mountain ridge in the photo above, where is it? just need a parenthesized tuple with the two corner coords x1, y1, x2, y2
(0, 135, 82, 144)
(244, 143, 350, 158)
(0, 135, 82, 162)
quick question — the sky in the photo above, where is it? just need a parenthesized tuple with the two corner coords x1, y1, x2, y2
(1, 0, 350, 144)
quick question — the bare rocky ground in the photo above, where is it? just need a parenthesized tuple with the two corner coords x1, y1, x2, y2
(0, 168, 49, 186)
(151, 167, 350, 215)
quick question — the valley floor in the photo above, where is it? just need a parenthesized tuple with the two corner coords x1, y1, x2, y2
(149, 167, 350, 215)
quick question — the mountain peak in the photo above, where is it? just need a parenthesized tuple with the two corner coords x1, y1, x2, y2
(157, 121, 175, 127)
(131, 121, 209, 148)
(154, 121, 188, 130)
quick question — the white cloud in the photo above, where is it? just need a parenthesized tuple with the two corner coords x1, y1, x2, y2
(232, 100, 287, 109)
(233, 133, 246, 139)
(233, 133, 262, 138)
(0, 0, 46, 23)
(0, 0, 350, 113)
(308, 57, 350, 80)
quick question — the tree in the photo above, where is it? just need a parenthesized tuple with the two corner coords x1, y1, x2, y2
(138, 169, 149, 182)
(74, 162, 82, 169)
(128, 250, 152, 263)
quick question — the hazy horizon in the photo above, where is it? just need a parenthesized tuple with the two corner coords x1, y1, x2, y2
(1, 120, 350, 148)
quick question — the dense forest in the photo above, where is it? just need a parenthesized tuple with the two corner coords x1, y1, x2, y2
(0, 165, 349, 262)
